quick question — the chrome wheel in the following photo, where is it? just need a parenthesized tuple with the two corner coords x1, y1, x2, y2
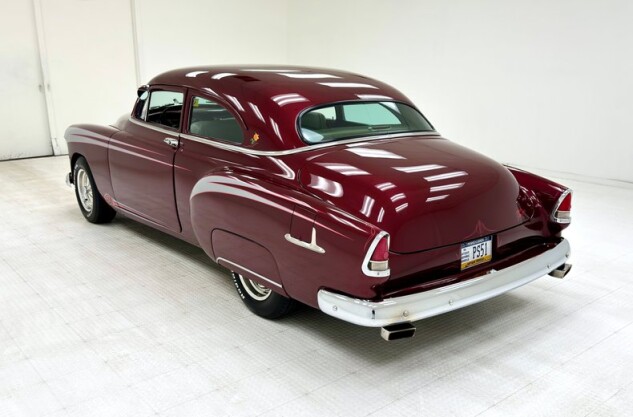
(75, 168, 93, 213)
(237, 273, 272, 301)
(232, 271, 296, 319)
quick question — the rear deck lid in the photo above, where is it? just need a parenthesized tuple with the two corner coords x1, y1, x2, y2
(299, 136, 527, 253)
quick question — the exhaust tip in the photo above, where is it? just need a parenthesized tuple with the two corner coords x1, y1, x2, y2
(549, 263, 572, 279)
(380, 322, 416, 341)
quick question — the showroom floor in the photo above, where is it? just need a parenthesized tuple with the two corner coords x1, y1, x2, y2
(0, 156, 632, 417)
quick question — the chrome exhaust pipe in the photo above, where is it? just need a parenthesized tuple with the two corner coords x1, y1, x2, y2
(549, 263, 572, 279)
(380, 322, 416, 341)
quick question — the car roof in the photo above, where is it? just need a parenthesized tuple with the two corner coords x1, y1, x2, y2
(147, 65, 415, 151)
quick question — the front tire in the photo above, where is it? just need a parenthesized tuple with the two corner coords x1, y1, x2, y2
(232, 272, 296, 319)
(73, 157, 116, 224)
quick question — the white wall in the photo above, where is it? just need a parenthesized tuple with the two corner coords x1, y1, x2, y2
(5, 0, 631, 182)
(287, 0, 633, 182)
(0, 0, 52, 159)
(134, 0, 289, 83)
(1, 0, 289, 160)
(38, 0, 138, 154)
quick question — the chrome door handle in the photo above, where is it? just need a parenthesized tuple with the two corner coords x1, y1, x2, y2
(164, 137, 179, 148)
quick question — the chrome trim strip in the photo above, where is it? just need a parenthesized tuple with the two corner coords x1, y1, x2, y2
(284, 227, 325, 254)
(361, 231, 391, 278)
(551, 188, 572, 224)
(319, 239, 571, 327)
(128, 117, 180, 136)
(129, 110, 438, 155)
(216, 257, 282, 288)
(179, 131, 439, 157)
(128, 114, 439, 157)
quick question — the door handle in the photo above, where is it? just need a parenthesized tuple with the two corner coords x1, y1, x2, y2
(164, 137, 179, 148)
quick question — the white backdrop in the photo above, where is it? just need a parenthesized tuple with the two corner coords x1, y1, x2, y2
(133, 0, 289, 83)
(5, 0, 632, 182)
(0, 0, 52, 159)
(37, 0, 138, 155)
(287, 0, 633, 182)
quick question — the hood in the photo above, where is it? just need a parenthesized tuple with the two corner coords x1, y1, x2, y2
(298, 136, 527, 253)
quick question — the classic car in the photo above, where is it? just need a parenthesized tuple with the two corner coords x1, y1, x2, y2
(65, 65, 572, 340)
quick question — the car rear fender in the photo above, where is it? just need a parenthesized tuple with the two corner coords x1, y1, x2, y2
(506, 166, 571, 233)
(189, 171, 379, 306)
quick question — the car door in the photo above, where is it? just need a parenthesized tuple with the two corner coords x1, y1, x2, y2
(108, 86, 184, 231)
(173, 91, 250, 242)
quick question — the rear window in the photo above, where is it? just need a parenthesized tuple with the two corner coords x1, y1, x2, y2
(299, 101, 433, 144)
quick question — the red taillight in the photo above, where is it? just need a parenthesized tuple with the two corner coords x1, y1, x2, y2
(552, 189, 572, 223)
(364, 233, 390, 277)
(558, 192, 572, 211)
(371, 236, 389, 262)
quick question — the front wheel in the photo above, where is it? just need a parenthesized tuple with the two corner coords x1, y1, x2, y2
(232, 272, 296, 319)
(73, 157, 116, 224)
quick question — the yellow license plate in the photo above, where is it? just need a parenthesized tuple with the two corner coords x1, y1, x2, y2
(460, 236, 492, 270)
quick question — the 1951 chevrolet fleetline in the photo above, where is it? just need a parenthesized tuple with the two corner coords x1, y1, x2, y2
(65, 66, 572, 340)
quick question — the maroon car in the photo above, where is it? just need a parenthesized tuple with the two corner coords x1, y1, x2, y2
(65, 66, 572, 340)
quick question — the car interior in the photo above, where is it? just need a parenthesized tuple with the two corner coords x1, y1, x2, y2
(146, 104, 183, 129)
(189, 99, 244, 144)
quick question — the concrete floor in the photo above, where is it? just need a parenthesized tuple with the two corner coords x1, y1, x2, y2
(0, 155, 632, 417)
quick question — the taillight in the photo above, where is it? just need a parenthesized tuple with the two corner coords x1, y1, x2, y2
(363, 232, 390, 277)
(552, 189, 572, 223)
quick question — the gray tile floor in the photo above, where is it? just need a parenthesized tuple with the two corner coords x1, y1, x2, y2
(0, 156, 632, 416)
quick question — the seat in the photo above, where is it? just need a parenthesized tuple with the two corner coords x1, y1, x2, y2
(190, 120, 243, 144)
(302, 112, 327, 131)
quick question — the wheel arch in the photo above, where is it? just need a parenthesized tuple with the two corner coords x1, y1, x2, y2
(70, 152, 83, 170)
(213, 229, 287, 296)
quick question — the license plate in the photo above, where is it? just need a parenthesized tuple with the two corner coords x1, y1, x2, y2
(460, 236, 493, 270)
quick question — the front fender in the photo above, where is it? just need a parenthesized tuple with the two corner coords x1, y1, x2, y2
(65, 124, 120, 202)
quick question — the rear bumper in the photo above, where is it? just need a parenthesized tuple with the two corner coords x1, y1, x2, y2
(317, 239, 571, 327)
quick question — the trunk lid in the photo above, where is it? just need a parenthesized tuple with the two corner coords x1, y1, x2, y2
(298, 136, 526, 253)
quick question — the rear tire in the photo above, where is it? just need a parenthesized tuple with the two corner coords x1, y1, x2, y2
(73, 157, 116, 224)
(232, 272, 296, 319)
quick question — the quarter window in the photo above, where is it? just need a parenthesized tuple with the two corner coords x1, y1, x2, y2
(146, 90, 183, 130)
(189, 96, 244, 144)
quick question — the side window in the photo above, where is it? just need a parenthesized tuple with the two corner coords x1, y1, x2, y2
(146, 90, 183, 129)
(343, 102, 400, 125)
(189, 96, 244, 144)
(133, 91, 149, 120)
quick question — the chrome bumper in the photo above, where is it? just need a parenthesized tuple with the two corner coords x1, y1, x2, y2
(318, 239, 571, 327)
